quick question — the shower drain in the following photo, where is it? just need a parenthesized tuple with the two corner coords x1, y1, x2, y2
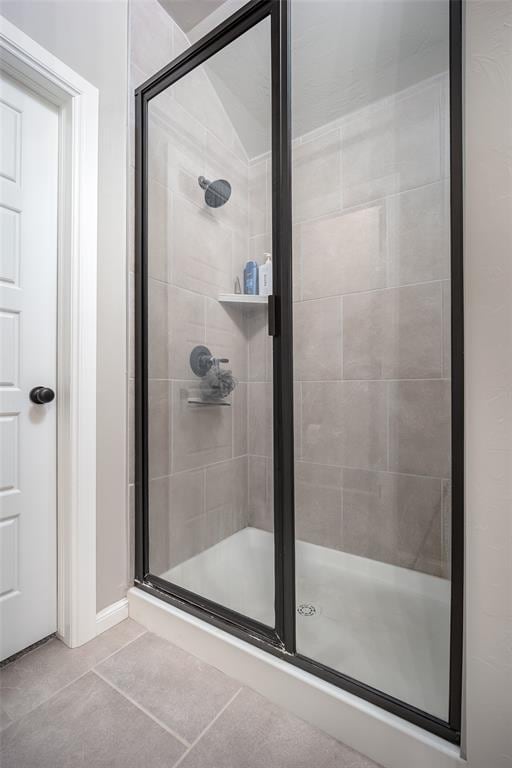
(297, 603, 317, 617)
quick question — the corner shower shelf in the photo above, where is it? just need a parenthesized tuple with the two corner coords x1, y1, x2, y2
(218, 293, 267, 306)
(187, 398, 231, 407)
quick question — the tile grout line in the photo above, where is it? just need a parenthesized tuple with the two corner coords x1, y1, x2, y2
(90, 628, 149, 670)
(92, 668, 191, 749)
(1, 668, 93, 734)
(1, 627, 148, 729)
(170, 687, 243, 768)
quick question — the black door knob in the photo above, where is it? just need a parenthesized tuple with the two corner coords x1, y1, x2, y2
(30, 386, 55, 405)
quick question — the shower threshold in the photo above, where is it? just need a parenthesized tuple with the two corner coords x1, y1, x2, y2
(158, 527, 450, 720)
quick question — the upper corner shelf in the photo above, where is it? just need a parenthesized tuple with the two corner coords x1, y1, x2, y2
(218, 293, 267, 306)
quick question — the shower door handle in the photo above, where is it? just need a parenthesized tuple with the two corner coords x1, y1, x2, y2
(267, 294, 279, 336)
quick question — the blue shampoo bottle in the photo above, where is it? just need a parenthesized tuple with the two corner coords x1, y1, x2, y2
(243, 260, 259, 295)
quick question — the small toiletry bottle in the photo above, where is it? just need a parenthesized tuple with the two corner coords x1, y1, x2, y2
(243, 260, 259, 295)
(258, 253, 272, 296)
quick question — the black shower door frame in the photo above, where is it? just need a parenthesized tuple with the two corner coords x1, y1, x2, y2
(134, 0, 464, 745)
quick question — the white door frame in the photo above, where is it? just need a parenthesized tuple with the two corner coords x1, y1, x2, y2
(0, 16, 98, 649)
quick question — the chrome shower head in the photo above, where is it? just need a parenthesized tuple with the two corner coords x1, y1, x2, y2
(198, 176, 232, 208)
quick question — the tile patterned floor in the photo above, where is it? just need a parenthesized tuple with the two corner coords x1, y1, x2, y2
(0, 619, 380, 768)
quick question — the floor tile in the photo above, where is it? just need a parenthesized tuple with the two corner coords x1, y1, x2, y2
(180, 687, 380, 768)
(0, 619, 145, 724)
(96, 632, 241, 743)
(0, 672, 185, 768)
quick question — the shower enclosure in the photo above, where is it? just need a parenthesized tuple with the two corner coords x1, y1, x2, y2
(134, 0, 463, 744)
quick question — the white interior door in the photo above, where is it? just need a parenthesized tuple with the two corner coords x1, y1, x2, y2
(0, 72, 58, 661)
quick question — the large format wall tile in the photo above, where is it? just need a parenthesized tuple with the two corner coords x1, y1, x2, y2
(301, 381, 387, 469)
(168, 461, 247, 567)
(173, 65, 239, 152)
(294, 297, 342, 381)
(248, 382, 273, 457)
(205, 456, 249, 534)
(248, 309, 272, 382)
(300, 381, 344, 466)
(148, 475, 171, 575)
(169, 468, 204, 526)
(249, 231, 271, 265)
(132, 6, 451, 582)
(168, 468, 205, 565)
(205, 131, 249, 197)
(204, 132, 249, 233)
(300, 204, 386, 300)
(295, 462, 343, 549)
(171, 196, 233, 297)
(147, 179, 171, 283)
(147, 112, 205, 204)
(172, 381, 232, 472)
(388, 379, 451, 477)
(248, 455, 273, 532)
(168, 285, 205, 380)
(249, 157, 270, 237)
(342, 469, 443, 575)
(341, 79, 442, 207)
(233, 382, 248, 456)
(148, 278, 169, 379)
(387, 180, 450, 286)
(343, 282, 443, 380)
(293, 130, 341, 222)
(206, 298, 248, 382)
(148, 379, 172, 479)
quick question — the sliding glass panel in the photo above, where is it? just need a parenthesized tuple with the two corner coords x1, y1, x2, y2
(291, 0, 452, 720)
(146, 16, 274, 626)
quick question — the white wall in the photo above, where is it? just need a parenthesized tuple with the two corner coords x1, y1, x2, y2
(464, 1, 512, 766)
(0, 0, 130, 612)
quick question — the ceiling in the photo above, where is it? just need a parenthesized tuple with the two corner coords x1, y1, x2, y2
(158, 0, 227, 32)
(160, 0, 450, 159)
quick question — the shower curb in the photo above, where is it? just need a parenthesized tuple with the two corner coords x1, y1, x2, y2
(128, 587, 465, 768)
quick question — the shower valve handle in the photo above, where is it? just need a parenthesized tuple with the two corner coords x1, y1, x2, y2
(190, 346, 230, 377)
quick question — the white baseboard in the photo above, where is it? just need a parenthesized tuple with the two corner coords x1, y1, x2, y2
(96, 597, 129, 636)
(128, 587, 465, 768)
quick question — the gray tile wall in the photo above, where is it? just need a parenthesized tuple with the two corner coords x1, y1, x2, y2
(128, 0, 451, 582)
(247, 74, 452, 579)
(128, 0, 252, 573)
(290, 74, 452, 578)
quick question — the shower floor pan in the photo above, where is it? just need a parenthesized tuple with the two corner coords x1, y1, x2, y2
(159, 526, 450, 720)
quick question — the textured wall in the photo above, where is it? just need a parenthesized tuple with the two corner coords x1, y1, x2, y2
(248, 74, 452, 579)
(0, 0, 130, 613)
(129, 0, 254, 574)
(129, 0, 451, 581)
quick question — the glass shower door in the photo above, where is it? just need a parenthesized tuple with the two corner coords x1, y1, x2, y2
(136, 0, 462, 744)
(140, 9, 277, 630)
(290, 0, 456, 725)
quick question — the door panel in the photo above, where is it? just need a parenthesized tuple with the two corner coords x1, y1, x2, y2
(0, 74, 58, 660)
(143, 14, 275, 628)
(290, 0, 453, 723)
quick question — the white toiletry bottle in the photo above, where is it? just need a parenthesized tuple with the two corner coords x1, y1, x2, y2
(258, 253, 272, 296)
